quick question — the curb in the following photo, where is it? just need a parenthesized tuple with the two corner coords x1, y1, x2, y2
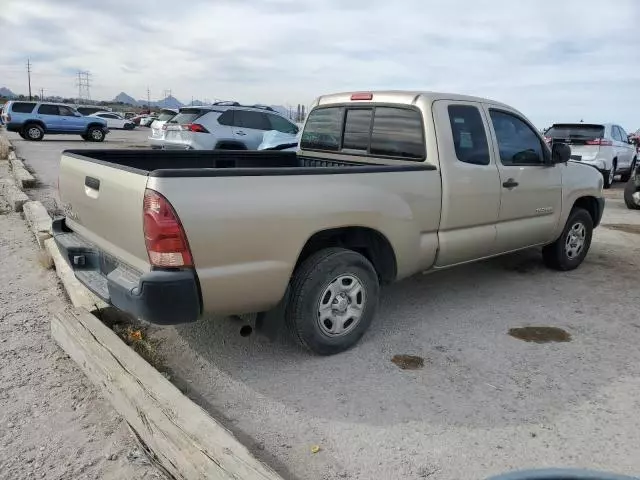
(23, 200, 52, 248)
(0, 132, 285, 480)
(0, 133, 11, 160)
(9, 152, 36, 189)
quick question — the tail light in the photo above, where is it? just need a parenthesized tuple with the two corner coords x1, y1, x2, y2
(162, 124, 168, 130)
(182, 123, 209, 133)
(6, 114, 11, 122)
(143, 189, 193, 268)
(586, 138, 612, 146)
(351, 93, 373, 101)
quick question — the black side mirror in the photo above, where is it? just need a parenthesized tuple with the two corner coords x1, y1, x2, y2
(551, 142, 570, 164)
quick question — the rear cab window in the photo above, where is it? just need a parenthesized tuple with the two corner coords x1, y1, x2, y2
(301, 105, 425, 160)
(447, 105, 490, 165)
(11, 102, 37, 114)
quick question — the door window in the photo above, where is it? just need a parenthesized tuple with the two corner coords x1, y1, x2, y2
(618, 126, 629, 142)
(489, 110, 545, 165)
(234, 110, 270, 130)
(59, 106, 76, 116)
(343, 109, 372, 151)
(447, 105, 490, 165)
(37, 104, 60, 115)
(267, 113, 297, 134)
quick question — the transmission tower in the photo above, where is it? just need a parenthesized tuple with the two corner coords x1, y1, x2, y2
(76, 71, 92, 103)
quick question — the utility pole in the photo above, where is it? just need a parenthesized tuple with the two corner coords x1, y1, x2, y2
(147, 86, 151, 108)
(76, 71, 91, 104)
(39, 88, 45, 101)
(27, 59, 32, 100)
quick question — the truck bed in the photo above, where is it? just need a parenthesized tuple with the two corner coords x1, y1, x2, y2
(62, 149, 435, 177)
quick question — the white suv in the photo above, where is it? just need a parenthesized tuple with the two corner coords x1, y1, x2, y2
(162, 104, 298, 150)
(545, 123, 637, 188)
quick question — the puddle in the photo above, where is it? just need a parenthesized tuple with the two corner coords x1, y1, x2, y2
(391, 354, 425, 370)
(603, 224, 640, 235)
(508, 326, 571, 343)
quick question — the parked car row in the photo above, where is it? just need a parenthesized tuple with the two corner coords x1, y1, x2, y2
(147, 102, 299, 151)
(544, 123, 637, 188)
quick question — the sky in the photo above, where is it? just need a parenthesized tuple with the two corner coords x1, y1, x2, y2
(1, 0, 639, 129)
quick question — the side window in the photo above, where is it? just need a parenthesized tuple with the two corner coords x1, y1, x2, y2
(267, 113, 297, 134)
(342, 109, 372, 151)
(59, 106, 75, 116)
(370, 107, 425, 160)
(217, 110, 234, 126)
(235, 111, 270, 130)
(619, 126, 630, 142)
(11, 102, 37, 113)
(37, 104, 60, 115)
(489, 110, 545, 165)
(614, 126, 625, 142)
(447, 105, 490, 165)
(300, 107, 343, 151)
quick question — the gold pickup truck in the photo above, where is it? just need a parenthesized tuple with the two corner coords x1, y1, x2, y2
(53, 91, 604, 355)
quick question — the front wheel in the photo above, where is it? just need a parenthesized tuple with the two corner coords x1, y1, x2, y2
(542, 208, 593, 271)
(286, 248, 379, 355)
(86, 127, 105, 142)
(23, 123, 44, 141)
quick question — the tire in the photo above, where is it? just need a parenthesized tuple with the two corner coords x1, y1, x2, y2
(86, 127, 105, 142)
(23, 123, 44, 141)
(18, 131, 27, 140)
(620, 158, 636, 182)
(602, 161, 616, 189)
(286, 248, 380, 355)
(80, 134, 88, 141)
(624, 178, 640, 210)
(542, 208, 593, 271)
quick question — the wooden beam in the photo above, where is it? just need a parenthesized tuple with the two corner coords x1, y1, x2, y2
(51, 308, 284, 480)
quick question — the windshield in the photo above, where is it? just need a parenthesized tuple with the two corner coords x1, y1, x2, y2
(545, 124, 604, 140)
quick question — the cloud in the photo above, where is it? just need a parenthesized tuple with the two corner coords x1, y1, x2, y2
(1, 0, 639, 128)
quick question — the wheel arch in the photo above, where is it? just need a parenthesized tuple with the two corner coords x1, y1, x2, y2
(295, 226, 397, 284)
(22, 120, 46, 132)
(85, 122, 106, 132)
(572, 196, 602, 227)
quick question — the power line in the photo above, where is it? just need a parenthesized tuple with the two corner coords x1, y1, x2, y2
(27, 59, 32, 100)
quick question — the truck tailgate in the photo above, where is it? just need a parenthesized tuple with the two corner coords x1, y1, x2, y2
(58, 152, 150, 273)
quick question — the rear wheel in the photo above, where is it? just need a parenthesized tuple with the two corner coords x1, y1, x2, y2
(23, 123, 44, 141)
(620, 158, 636, 182)
(624, 178, 640, 210)
(286, 248, 379, 355)
(602, 161, 616, 189)
(86, 127, 105, 142)
(542, 208, 593, 271)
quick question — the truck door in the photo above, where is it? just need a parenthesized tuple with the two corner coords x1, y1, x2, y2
(485, 107, 562, 252)
(432, 100, 501, 267)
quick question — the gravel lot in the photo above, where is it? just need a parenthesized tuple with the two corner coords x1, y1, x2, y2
(9, 133, 640, 480)
(0, 164, 163, 479)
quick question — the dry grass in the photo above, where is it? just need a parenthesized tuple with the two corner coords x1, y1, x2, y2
(36, 250, 54, 270)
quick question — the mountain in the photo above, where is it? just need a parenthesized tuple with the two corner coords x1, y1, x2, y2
(136, 95, 185, 109)
(113, 92, 139, 106)
(0, 87, 16, 98)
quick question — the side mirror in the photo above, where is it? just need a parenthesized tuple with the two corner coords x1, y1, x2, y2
(551, 142, 571, 164)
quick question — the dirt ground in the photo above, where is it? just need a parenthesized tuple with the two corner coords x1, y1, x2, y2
(151, 185, 640, 480)
(0, 189, 163, 480)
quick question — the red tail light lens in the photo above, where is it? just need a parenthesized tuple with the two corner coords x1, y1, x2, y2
(183, 123, 209, 133)
(143, 189, 193, 268)
(351, 93, 373, 101)
(586, 138, 612, 146)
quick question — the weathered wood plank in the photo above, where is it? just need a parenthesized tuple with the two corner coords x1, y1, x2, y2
(51, 308, 284, 480)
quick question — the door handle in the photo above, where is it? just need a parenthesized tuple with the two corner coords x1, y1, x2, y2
(502, 179, 519, 189)
(235, 131, 247, 136)
(85, 176, 100, 190)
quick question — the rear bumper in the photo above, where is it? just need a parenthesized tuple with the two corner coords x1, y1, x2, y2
(52, 218, 200, 324)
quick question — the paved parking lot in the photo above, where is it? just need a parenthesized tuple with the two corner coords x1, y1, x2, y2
(5, 128, 149, 212)
(11, 135, 640, 480)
